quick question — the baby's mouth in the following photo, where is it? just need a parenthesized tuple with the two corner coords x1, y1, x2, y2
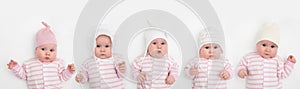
(45, 57, 50, 60)
(157, 50, 162, 53)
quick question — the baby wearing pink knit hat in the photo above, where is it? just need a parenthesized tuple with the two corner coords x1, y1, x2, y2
(7, 22, 75, 89)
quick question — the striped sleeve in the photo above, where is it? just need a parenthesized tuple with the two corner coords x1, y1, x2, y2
(77, 58, 91, 84)
(277, 57, 295, 79)
(58, 59, 73, 81)
(224, 59, 233, 79)
(114, 55, 126, 78)
(184, 58, 197, 79)
(238, 55, 249, 74)
(115, 63, 125, 79)
(131, 55, 144, 80)
(169, 57, 179, 80)
(11, 64, 27, 80)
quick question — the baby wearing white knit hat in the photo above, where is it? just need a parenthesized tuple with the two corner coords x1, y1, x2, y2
(185, 27, 232, 89)
(238, 21, 296, 89)
(75, 24, 126, 89)
(131, 28, 179, 89)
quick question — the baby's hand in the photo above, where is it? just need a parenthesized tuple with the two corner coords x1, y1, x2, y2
(287, 55, 296, 64)
(165, 75, 175, 85)
(137, 72, 146, 83)
(75, 74, 83, 83)
(118, 61, 126, 73)
(7, 60, 17, 69)
(220, 70, 230, 80)
(189, 66, 199, 76)
(68, 64, 75, 74)
(238, 69, 248, 78)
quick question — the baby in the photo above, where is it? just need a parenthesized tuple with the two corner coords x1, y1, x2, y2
(7, 22, 75, 89)
(185, 29, 232, 89)
(131, 28, 179, 89)
(75, 27, 126, 89)
(237, 22, 296, 89)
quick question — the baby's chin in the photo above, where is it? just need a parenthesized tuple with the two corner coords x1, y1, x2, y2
(202, 56, 220, 60)
(97, 55, 111, 59)
(39, 58, 55, 62)
(261, 55, 275, 59)
(149, 53, 166, 58)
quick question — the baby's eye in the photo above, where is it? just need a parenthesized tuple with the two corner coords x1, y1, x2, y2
(214, 46, 218, 49)
(50, 49, 55, 52)
(153, 42, 157, 45)
(96, 45, 100, 48)
(270, 45, 275, 48)
(105, 45, 110, 48)
(205, 46, 210, 49)
(41, 48, 45, 51)
(262, 44, 267, 47)
(161, 42, 165, 45)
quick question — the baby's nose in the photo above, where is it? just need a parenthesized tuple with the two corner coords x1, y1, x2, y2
(45, 52, 50, 55)
(157, 45, 162, 49)
(265, 47, 271, 52)
(100, 48, 105, 52)
(209, 49, 214, 53)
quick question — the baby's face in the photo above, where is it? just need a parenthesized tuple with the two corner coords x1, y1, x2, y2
(199, 43, 222, 60)
(256, 40, 278, 58)
(95, 35, 112, 59)
(35, 44, 57, 62)
(147, 38, 168, 58)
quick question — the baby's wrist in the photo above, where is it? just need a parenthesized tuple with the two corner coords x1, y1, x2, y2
(286, 60, 295, 66)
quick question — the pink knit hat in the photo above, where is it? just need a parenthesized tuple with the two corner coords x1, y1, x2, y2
(35, 22, 57, 47)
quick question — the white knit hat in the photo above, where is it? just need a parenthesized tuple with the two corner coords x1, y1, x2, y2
(256, 21, 280, 46)
(93, 24, 114, 59)
(198, 27, 225, 57)
(144, 27, 168, 56)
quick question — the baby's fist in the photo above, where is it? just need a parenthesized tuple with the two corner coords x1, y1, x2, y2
(238, 69, 248, 78)
(165, 75, 175, 85)
(137, 72, 146, 83)
(220, 70, 230, 80)
(7, 60, 17, 69)
(75, 74, 83, 83)
(189, 66, 199, 76)
(288, 55, 296, 64)
(68, 64, 75, 74)
(118, 61, 126, 73)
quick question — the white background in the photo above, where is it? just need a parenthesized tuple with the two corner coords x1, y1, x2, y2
(0, 0, 299, 89)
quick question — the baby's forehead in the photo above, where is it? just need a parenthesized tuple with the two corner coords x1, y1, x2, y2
(203, 43, 220, 46)
(96, 35, 112, 43)
(151, 38, 167, 42)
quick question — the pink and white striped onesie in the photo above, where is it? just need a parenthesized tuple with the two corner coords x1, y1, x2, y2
(185, 58, 232, 89)
(131, 55, 179, 89)
(238, 52, 295, 89)
(11, 58, 73, 89)
(77, 58, 124, 89)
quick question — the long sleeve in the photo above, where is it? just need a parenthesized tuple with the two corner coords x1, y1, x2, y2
(277, 59, 295, 79)
(58, 60, 73, 82)
(237, 56, 249, 74)
(131, 56, 143, 80)
(168, 58, 179, 80)
(11, 64, 27, 80)
(113, 55, 126, 79)
(224, 60, 233, 79)
(77, 60, 89, 84)
(184, 58, 198, 79)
